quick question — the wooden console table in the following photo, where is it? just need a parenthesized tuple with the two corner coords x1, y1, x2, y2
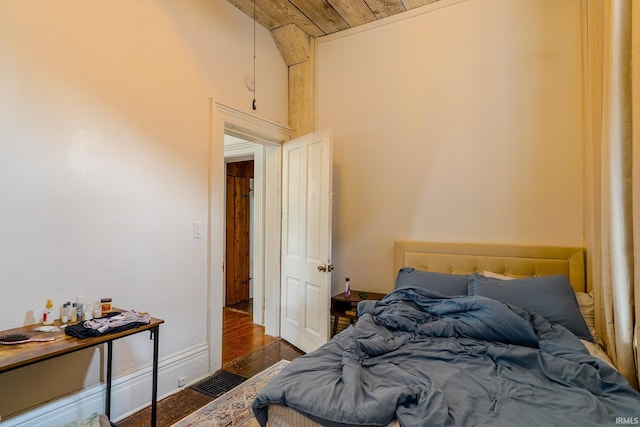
(0, 311, 164, 426)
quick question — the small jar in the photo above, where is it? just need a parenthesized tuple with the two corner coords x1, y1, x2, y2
(101, 298, 112, 316)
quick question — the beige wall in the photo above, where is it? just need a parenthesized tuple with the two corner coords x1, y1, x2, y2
(0, 0, 287, 423)
(317, 0, 585, 294)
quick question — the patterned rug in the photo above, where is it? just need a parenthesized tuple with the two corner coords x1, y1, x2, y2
(171, 359, 290, 427)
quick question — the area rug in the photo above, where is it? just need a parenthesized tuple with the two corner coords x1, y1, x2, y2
(171, 359, 290, 427)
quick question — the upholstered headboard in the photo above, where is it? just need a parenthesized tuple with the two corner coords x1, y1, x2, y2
(393, 241, 587, 293)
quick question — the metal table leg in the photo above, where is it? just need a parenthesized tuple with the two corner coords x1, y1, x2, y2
(104, 326, 159, 426)
(106, 341, 113, 419)
(151, 326, 159, 427)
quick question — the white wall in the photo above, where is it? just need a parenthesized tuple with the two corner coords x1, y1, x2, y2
(318, 0, 585, 294)
(0, 0, 287, 423)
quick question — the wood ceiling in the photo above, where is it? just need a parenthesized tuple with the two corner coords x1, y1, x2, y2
(227, 0, 441, 38)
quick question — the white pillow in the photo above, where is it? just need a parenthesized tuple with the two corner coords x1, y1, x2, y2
(481, 271, 514, 280)
(575, 291, 597, 340)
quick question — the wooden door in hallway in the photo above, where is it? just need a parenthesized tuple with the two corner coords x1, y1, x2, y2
(225, 160, 253, 306)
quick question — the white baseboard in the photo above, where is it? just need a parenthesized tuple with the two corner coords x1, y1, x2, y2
(0, 344, 209, 427)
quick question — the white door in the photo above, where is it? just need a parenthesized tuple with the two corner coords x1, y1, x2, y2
(280, 128, 333, 353)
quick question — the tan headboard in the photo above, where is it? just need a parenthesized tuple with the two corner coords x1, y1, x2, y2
(394, 241, 586, 293)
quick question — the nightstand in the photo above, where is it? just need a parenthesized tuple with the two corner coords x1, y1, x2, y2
(330, 290, 386, 336)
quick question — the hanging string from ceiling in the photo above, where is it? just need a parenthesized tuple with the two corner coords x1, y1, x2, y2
(252, 0, 257, 111)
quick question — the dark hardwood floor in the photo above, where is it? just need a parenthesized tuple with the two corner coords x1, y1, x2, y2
(117, 302, 305, 427)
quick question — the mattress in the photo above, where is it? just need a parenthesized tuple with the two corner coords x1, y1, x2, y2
(268, 404, 398, 427)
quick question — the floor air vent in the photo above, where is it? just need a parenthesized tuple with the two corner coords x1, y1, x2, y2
(191, 370, 248, 398)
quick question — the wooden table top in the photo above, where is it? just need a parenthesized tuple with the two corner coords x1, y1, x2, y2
(331, 290, 387, 303)
(0, 310, 164, 373)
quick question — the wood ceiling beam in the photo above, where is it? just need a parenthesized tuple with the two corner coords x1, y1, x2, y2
(267, 24, 314, 136)
(227, 1, 317, 135)
(272, 24, 311, 66)
(288, 38, 315, 137)
(227, 0, 324, 37)
(261, 0, 327, 37)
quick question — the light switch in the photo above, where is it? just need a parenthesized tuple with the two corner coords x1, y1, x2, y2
(193, 221, 203, 239)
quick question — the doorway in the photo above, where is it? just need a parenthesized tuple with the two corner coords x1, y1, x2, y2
(209, 101, 291, 374)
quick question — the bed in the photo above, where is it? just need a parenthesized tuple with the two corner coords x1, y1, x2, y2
(252, 241, 640, 426)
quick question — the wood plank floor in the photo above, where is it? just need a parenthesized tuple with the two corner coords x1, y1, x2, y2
(117, 304, 305, 427)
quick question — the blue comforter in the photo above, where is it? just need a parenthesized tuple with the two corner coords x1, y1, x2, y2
(253, 288, 640, 426)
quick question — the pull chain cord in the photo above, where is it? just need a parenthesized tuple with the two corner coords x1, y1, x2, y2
(252, 0, 257, 111)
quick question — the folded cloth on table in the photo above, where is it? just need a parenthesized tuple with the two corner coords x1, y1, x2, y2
(65, 310, 151, 339)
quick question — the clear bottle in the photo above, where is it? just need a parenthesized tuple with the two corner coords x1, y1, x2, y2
(93, 300, 102, 319)
(344, 278, 351, 298)
(76, 295, 83, 321)
(66, 301, 72, 320)
(61, 302, 69, 324)
(71, 303, 78, 322)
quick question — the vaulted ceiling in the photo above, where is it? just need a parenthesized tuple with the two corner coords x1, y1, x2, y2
(227, 0, 440, 38)
(225, 0, 441, 136)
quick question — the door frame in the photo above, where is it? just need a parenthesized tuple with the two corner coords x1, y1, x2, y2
(208, 101, 291, 373)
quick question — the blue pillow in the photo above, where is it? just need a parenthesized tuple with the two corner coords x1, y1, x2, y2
(468, 273, 593, 341)
(395, 268, 469, 296)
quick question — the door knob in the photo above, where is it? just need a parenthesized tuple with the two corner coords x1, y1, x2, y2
(317, 264, 334, 272)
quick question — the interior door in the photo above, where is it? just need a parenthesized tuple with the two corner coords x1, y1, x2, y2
(280, 129, 333, 353)
(225, 161, 253, 305)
